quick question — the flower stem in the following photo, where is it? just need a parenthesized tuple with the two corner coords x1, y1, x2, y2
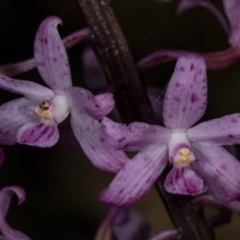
(76, 0, 149, 122)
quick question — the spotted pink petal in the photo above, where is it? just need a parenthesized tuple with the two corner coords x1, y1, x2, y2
(70, 87, 114, 120)
(99, 146, 168, 206)
(164, 166, 207, 195)
(70, 110, 128, 173)
(34, 16, 72, 92)
(163, 55, 207, 130)
(0, 186, 31, 240)
(192, 144, 240, 203)
(0, 98, 38, 145)
(17, 121, 59, 148)
(187, 113, 240, 146)
(0, 74, 54, 101)
(222, 0, 240, 46)
(82, 47, 108, 91)
(101, 117, 170, 151)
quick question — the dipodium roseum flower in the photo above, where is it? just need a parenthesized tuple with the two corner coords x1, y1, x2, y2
(0, 16, 127, 172)
(100, 55, 240, 206)
(168, 0, 239, 48)
(139, 0, 239, 71)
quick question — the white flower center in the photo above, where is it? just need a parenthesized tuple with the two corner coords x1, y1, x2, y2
(167, 131, 195, 165)
(35, 95, 70, 123)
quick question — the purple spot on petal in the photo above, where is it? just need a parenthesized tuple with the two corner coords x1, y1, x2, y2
(228, 134, 234, 138)
(90, 145, 95, 150)
(118, 137, 126, 143)
(231, 119, 237, 123)
(95, 104, 99, 108)
(143, 156, 149, 161)
(221, 164, 227, 170)
(44, 38, 48, 44)
(190, 63, 194, 71)
(191, 93, 199, 103)
(32, 126, 49, 143)
(175, 82, 180, 87)
(37, 123, 44, 129)
(146, 177, 152, 184)
(119, 189, 124, 194)
(180, 66, 184, 71)
(173, 97, 180, 102)
(53, 57, 57, 62)
(29, 129, 35, 137)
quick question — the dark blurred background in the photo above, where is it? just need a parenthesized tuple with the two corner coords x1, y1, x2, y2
(0, 0, 240, 239)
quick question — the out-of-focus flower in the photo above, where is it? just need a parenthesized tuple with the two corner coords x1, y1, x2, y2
(95, 207, 155, 240)
(166, 0, 239, 47)
(0, 16, 128, 173)
(0, 186, 31, 240)
(95, 207, 179, 240)
(100, 55, 240, 206)
(82, 47, 108, 92)
(139, 0, 240, 70)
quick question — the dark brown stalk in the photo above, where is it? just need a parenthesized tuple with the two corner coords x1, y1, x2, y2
(76, 0, 214, 239)
(77, 0, 149, 122)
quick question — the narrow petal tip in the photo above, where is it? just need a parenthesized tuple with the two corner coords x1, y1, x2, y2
(0, 186, 31, 240)
(38, 16, 62, 30)
(1, 186, 26, 205)
(163, 54, 207, 130)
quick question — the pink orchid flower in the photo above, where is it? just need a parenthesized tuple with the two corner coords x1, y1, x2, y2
(100, 55, 240, 206)
(0, 16, 128, 173)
